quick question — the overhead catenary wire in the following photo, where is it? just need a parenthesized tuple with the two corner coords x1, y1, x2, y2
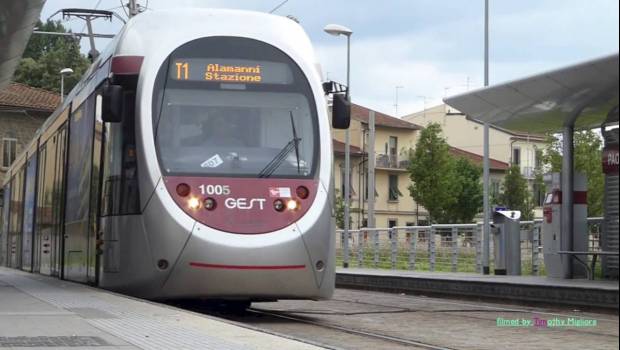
(269, 0, 290, 13)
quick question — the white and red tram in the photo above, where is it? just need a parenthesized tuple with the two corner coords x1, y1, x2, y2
(0, 8, 350, 302)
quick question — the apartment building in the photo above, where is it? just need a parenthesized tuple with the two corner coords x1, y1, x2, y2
(0, 83, 59, 183)
(333, 104, 428, 228)
(403, 104, 548, 206)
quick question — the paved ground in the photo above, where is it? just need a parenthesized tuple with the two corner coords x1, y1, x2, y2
(0, 267, 321, 350)
(224, 288, 619, 350)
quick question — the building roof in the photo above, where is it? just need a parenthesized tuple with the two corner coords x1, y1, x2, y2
(449, 146, 510, 171)
(352, 103, 422, 130)
(0, 82, 60, 112)
(333, 139, 365, 156)
(409, 104, 547, 141)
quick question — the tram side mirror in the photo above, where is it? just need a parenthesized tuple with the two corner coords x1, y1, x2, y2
(332, 93, 351, 129)
(102, 84, 124, 123)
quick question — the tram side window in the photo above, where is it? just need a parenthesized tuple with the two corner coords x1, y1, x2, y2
(101, 90, 140, 216)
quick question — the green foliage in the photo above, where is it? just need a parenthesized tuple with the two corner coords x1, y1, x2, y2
(13, 20, 91, 93)
(445, 157, 483, 223)
(408, 123, 483, 223)
(499, 165, 534, 220)
(334, 190, 350, 229)
(541, 130, 604, 216)
(407, 123, 458, 223)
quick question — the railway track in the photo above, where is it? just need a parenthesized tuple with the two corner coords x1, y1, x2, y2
(173, 288, 618, 350)
(246, 307, 458, 350)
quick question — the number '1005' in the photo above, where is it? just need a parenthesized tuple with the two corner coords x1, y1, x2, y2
(198, 184, 231, 195)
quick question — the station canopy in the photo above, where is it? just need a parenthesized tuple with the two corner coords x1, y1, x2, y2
(0, 0, 45, 89)
(444, 53, 619, 133)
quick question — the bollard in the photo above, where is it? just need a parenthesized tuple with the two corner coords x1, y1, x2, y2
(451, 227, 458, 272)
(533, 223, 541, 275)
(429, 226, 436, 272)
(476, 223, 483, 273)
(373, 230, 380, 268)
(409, 228, 417, 270)
(390, 228, 398, 269)
(343, 231, 349, 268)
(357, 230, 364, 268)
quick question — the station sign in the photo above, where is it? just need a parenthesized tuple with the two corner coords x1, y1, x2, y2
(602, 146, 619, 175)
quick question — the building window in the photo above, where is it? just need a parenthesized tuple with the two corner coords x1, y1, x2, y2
(490, 179, 500, 200)
(389, 136, 398, 167)
(388, 219, 397, 228)
(533, 183, 546, 207)
(2, 138, 17, 169)
(388, 174, 401, 201)
(512, 147, 521, 166)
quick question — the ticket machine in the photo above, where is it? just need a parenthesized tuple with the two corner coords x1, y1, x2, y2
(542, 172, 588, 278)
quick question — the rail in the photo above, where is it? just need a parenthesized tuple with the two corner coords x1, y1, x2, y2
(336, 217, 606, 276)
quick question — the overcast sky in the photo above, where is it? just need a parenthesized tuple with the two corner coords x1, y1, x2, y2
(40, 0, 619, 117)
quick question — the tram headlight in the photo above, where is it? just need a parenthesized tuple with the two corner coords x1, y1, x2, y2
(187, 197, 200, 210)
(273, 199, 285, 212)
(286, 199, 299, 211)
(204, 197, 217, 210)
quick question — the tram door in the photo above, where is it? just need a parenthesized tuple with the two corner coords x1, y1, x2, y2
(37, 123, 68, 276)
(63, 94, 101, 283)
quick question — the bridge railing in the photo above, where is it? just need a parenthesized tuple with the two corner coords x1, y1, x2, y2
(336, 217, 604, 275)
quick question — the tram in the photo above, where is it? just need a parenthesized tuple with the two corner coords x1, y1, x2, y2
(0, 8, 350, 301)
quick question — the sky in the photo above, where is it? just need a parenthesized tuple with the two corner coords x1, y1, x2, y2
(39, 0, 619, 117)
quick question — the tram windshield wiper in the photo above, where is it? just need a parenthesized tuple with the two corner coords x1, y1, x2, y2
(258, 111, 301, 178)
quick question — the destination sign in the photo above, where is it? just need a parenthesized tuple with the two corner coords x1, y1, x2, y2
(170, 58, 293, 84)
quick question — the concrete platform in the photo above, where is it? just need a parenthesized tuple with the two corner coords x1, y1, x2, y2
(0, 267, 322, 350)
(336, 268, 620, 310)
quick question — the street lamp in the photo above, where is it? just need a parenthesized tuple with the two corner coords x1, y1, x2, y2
(324, 23, 352, 268)
(59, 68, 74, 102)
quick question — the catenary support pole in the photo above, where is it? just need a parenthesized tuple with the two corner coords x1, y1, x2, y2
(482, 0, 491, 274)
(368, 111, 376, 228)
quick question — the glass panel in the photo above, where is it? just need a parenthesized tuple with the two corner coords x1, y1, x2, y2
(153, 37, 318, 178)
(21, 153, 37, 270)
(64, 98, 94, 282)
(1, 184, 10, 266)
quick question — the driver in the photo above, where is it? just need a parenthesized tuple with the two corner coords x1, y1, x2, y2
(183, 109, 244, 147)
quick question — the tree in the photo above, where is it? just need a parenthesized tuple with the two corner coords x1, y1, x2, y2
(541, 130, 604, 216)
(13, 20, 91, 93)
(408, 123, 459, 223)
(334, 190, 351, 229)
(445, 157, 483, 223)
(499, 165, 534, 220)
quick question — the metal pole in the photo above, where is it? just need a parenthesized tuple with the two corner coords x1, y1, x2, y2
(482, 0, 491, 275)
(129, 0, 139, 17)
(561, 126, 574, 278)
(484, 0, 489, 87)
(84, 17, 98, 60)
(368, 111, 376, 228)
(343, 34, 351, 268)
(60, 75, 64, 103)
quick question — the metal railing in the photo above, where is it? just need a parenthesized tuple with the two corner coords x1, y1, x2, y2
(336, 217, 604, 276)
(375, 154, 409, 169)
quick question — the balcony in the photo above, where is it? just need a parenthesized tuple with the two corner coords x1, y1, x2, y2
(521, 166, 535, 179)
(375, 154, 410, 170)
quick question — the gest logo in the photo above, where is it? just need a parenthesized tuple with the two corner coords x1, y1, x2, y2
(224, 197, 266, 210)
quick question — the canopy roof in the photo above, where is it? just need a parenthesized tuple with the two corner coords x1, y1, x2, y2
(444, 53, 619, 133)
(0, 0, 45, 89)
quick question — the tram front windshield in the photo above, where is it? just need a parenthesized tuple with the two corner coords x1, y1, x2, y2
(153, 37, 318, 178)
